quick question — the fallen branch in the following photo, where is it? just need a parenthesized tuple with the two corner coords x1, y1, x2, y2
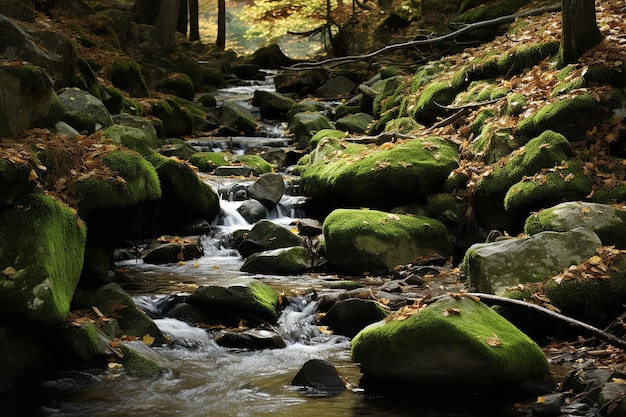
(425, 293, 626, 351)
(287, 4, 561, 69)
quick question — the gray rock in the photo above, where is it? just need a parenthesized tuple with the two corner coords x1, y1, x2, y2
(318, 298, 388, 338)
(59, 88, 113, 133)
(252, 89, 295, 120)
(214, 165, 255, 177)
(247, 173, 285, 207)
(291, 359, 346, 394)
(460, 227, 602, 295)
(117, 340, 169, 377)
(240, 246, 321, 275)
(334, 112, 374, 134)
(215, 328, 286, 349)
(316, 75, 357, 98)
(238, 219, 303, 258)
(142, 237, 204, 264)
(237, 199, 268, 223)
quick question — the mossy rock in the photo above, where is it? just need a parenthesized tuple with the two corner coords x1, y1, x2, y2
(455, 80, 507, 104)
(503, 160, 592, 212)
(505, 93, 527, 116)
(524, 201, 626, 249)
(412, 68, 469, 125)
(150, 155, 220, 226)
(148, 98, 194, 138)
(384, 116, 424, 134)
(300, 137, 459, 209)
(155, 73, 195, 101)
(334, 112, 374, 134)
(118, 340, 169, 377)
(219, 101, 258, 135)
(309, 129, 347, 149)
(426, 192, 467, 224)
(469, 108, 496, 136)
(235, 154, 273, 175)
(189, 151, 233, 172)
(59, 88, 113, 134)
(0, 158, 36, 207)
(75, 150, 162, 217)
(103, 125, 160, 156)
(0, 193, 86, 325)
(517, 93, 605, 141)
(288, 112, 335, 147)
(287, 100, 326, 123)
(496, 41, 560, 77)
(367, 75, 404, 117)
(471, 125, 519, 164)
(60, 321, 111, 361)
(240, 246, 321, 275)
(110, 60, 149, 98)
(460, 228, 601, 295)
(188, 277, 281, 326)
(323, 208, 452, 275)
(351, 295, 550, 389)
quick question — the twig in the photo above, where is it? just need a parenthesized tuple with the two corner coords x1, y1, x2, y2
(286, 4, 561, 69)
(425, 293, 626, 351)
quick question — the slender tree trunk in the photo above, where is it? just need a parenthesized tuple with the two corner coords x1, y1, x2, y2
(560, 0, 603, 64)
(155, 0, 182, 52)
(189, 0, 200, 41)
(177, 0, 188, 35)
(216, 0, 226, 50)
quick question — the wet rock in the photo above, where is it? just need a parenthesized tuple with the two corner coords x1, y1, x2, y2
(460, 227, 601, 295)
(0, 193, 86, 325)
(215, 328, 286, 349)
(323, 208, 452, 276)
(155, 73, 194, 100)
(176, 219, 213, 236)
(240, 246, 321, 275)
(59, 88, 113, 134)
(291, 359, 346, 395)
(525, 201, 626, 249)
(286, 100, 326, 123)
(142, 237, 204, 265)
(159, 140, 198, 160)
(104, 124, 160, 156)
(214, 165, 255, 177)
(73, 283, 169, 346)
(237, 199, 268, 223)
(318, 298, 388, 338)
(352, 295, 552, 391)
(275, 70, 326, 96)
(60, 321, 113, 361)
(110, 59, 150, 98)
(316, 75, 357, 99)
(219, 101, 258, 135)
(165, 302, 211, 324)
(117, 340, 169, 377)
(288, 112, 334, 147)
(295, 218, 323, 237)
(379, 280, 402, 293)
(188, 277, 281, 326)
(599, 382, 626, 416)
(238, 220, 303, 258)
(247, 173, 285, 208)
(252, 89, 295, 120)
(530, 392, 565, 415)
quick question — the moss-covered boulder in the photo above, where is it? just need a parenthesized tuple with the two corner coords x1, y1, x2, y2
(524, 201, 626, 249)
(460, 228, 601, 295)
(335, 112, 374, 134)
(189, 151, 233, 172)
(252, 89, 295, 120)
(110, 59, 149, 98)
(240, 246, 322, 275)
(235, 154, 273, 175)
(308, 129, 348, 150)
(323, 208, 452, 275)
(238, 219, 303, 258)
(0, 193, 86, 325)
(148, 98, 193, 138)
(155, 73, 195, 101)
(58, 88, 113, 134)
(503, 159, 593, 212)
(72, 282, 169, 346)
(517, 94, 606, 141)
(288, 112, 335, 148)
(188, 277, 281, 326)
(351, 295, 550, 390)
(117, 340, 169, 377)
(75, 151, 161, 241)
(0, 157, 37, 207)
(474, 130, 573, 230)
(150, 155, 220, 229)
(219, 101, 258, 135)
(103, 125, 160, 156)
(300, 137, 459, 209)
(0, 64, 63, 136)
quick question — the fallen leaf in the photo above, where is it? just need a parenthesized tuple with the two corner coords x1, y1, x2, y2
(442, 308, 462, 317)
(2, 266, 16, 276)
(142, 334, 155, 346)
(486, 333, 502, 347)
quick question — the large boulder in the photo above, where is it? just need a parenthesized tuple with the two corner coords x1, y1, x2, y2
(219, 101, 258, 135)
(460, 227, 602, 295)
(299, 137, 459, 209)
(291, 359, 346, 395)
(288, 112, 334, 148)
(524, 201, 626, 249)
(240, 246, 321, 275)
(0, 193, 86, 325)
(318, 298, 389, 338)
(323, 208, 452, 275)
(188, 277, 281, 326)
(247, 173, 285, 208)
(0, 157, 37, 207)
(351, 295, 551, 391)
(58, 88, 113, 134)
(103, 124, 160, 156)
(238, 220, 303, 258)
(0, 64, 63, 136)
(252, 90, 295, 120)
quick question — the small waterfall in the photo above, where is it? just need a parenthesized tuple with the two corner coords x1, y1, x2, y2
(155, 318, 222, 351)
(212, 199, 251, 229)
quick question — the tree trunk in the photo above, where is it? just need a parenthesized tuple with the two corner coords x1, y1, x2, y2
(216, 0, 226, 50)
(155, 0, 182, 52)
(560, 0, 603, 64)
(189, 0, 200, 41)
(177, 0, 188, 36)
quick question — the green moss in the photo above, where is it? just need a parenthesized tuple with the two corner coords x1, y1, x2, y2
(517, 93, 603, 140)
(410, 61, 449, 93)
(497, 41, 560, 76)
(235, 155, 273, 175)
(118, 341, 167, 377)
(309, 129, 348, 149)
(471, 126, 519, 164)
(0, 158, 36, 206)
(384, 116, 424, 134)
(103, 125, 159, 156)
(504, 160, 593, 211)
(352, 296, 549, 386)
(412, 67, 470, 125)
(189, 152, 233, 172)
(110, 60, 149, 98)
(456, 81, 507, 104)
(505, 93, 527, 116)
(5, 64, 50, 93)
(593, 184, 626, 204)
(75, 150, 162, 216)
(0, 193, 87, 325)
(469, 108, 496, 136)
(156, 73, 195, 101)
(426, 193, 467, 224)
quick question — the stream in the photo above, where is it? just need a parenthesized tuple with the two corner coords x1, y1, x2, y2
(30, 78, 531, 417)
